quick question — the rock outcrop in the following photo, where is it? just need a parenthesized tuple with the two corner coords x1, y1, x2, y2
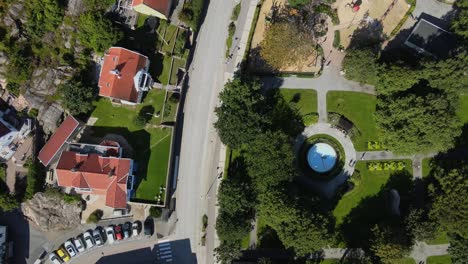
(21, 192, 82, 231)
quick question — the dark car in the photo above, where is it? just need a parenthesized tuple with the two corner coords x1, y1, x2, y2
(114, 224, 123, 240)
(144, 219, 154, 236)
(122, 222, 131, 239)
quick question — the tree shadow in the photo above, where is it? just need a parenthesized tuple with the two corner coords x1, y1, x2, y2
(347, 20, 384, 50)
(338, 170, 414, 250)
(266, 88, 305, 138)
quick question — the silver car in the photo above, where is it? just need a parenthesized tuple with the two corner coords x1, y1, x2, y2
(64, 240, 77, 258)
(92, 229, 104, 246)
(82, 231, 95, 249)
(73, 237, 85, 253)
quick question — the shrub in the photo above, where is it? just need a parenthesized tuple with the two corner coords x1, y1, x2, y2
(6, 82, 20, 97)
(333, 30, 340, 48)
(179, 0, 205, 31)
(231, 3, 241, 21)
(28, 108, 39, 118)
(149, 206, 162, 218)
(303, 113, 318, 126)
(314, 4, 340, 25)
(173, 30, 187, 56)
(87, 209, 103, 223)
(202, 214, 208, 232)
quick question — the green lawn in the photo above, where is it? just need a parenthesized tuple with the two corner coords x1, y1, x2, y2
(427, 255, 452, 264)
(280, 89, 317, 116)
(422, 158, 432, 177)
(333, 160, 412, 224)
(90, 90, 174, 203)
(320, 260, 340, 264)
(136, 14, 148, 28)
(162, 92, 178, 122)
(458, 94, 468, 124)
(161, 25, 178, 54)
(156, 55, 172, 84)
(170, 58, 186, 85)
(398, 258, 416, 264)
(327, 91, 379, 151)
(427, 229, 449, 245)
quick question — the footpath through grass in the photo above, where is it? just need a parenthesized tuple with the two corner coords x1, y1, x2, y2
(333, 160, 412, 224)
(327, 91, 379, 151)
(90, 90, 173, 203)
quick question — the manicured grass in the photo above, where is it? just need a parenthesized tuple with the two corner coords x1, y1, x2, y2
(162, 92, 179, 122)
(136, 14, 148, 28)
(170, 58, 186, 85)
(398, 258, 416, 264)
(280, 89, 317, 117)
(427, 255, 452, 264)
(156, 55, 172, 84)
(458, 94, 468, 124)
(320, 260, 340, 264)
(161, 25, 178, 54)
(327, 91, 379, 151)
(422, 158, 432, 177)
(241, 234, 250, 249)
(90, 90, 174, 203)
(427, 229, 449, 245)
(333, 160, 412, 224)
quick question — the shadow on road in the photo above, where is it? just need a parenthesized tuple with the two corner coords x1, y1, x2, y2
(0, 211, 31, 264)
(96, 239, 197, 264)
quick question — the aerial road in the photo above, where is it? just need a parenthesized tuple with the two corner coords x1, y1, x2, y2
(173, 0, 235, 263)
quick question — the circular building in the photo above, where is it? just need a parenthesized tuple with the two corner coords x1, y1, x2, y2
(307, 143, 337, 173)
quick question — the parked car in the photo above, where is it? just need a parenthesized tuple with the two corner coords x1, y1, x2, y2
(73, 237, 85, 253)
(56, 248, 70, 262)
(49, 252, 63, 264)
(63, 240, 77, 258)
(114, 225, 123, 240)
(132, 221, 141, 236)
(122, 222, 131, 239)
(144, 219, 154, 236)
(92, 228, 104, 246)
(83, 231, 95, 249)
(105, 226, 116, 244)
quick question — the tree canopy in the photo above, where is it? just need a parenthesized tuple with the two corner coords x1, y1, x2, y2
(369, 225, 412, 264)
(61, 81, 95, 115)
(259, 22, 316, 70)
(0, 192, 18, 212)
(77, 12, 122, 54)
(342, 48, 381, 86)
(25, 0, 64, 39)
(214, 78, 272, 149)
(448, 234, 468, 263)
(429, 163, 468, 238)
(375, 90, 462, 154)
(451, 0, 468, 39)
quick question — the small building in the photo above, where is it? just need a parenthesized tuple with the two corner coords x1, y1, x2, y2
(55, 141, 135, 209)
(404, 18, 457, 58)
(38, 115, 81, 167)
(98, 47, 153, 105)
(131, 0, 172, 20)
(0, 108, 32, 162)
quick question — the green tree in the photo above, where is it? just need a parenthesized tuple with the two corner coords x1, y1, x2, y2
(77, 12, 122, 54)
(429, 164, 468, 238)
(218, 172, 256, 216)
(376, 64, 421, 94)
(451, 0, 468, 39)
(61, 81, 95, 115)
(369, 225, 412, 264)
(244, 131, 296, 192)
(214, 239, 242, 264)
(216, 210, 251, 242)
(25, 0, 64, 38)
(259, 22, 316, 70)
(83, 0, 115, 10)
(342, 48, 380, 86)
(0, 193, 19, 212)
(375, 91, 462, 154)
(405, 208, 437, 242)
(258, 190, 331, 256)
(214, 78, 272, 149)
(5, 44, 33, 86)
(423, 52, 468, 93)
(288, 0, 312, 8)
(448, 234, 468, 264)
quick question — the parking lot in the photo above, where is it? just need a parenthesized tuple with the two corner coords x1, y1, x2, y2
(44, 218, 157, 264)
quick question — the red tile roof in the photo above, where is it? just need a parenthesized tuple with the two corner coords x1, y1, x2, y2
(98, 47, 148, 103)
(38, 116, 79, 166)
(56, 151, 132, 208)
(132, 0, 171, 17)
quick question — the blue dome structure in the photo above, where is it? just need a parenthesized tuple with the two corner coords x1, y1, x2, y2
(307, 143, 337, 173)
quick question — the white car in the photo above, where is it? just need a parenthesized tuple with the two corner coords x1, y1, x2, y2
(132, 221, 141, 237)
(105, 226, 115, 244)
(64, 240, 77, 258)
(49, 252, 62, 264)
(73, 237, 85, 253)
(92, 229, 104, 247)
(82, 231, 95, 249)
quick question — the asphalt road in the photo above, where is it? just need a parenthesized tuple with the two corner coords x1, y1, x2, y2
(173, 0, 234, 263)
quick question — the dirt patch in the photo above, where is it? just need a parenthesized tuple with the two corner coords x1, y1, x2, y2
(251, 0, 287, 49)
(335, 0, 410, 47)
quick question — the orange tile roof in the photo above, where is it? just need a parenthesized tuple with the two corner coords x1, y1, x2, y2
(56, 151, 132, 208)
(38, 116, 80, 166)
(132, 0, 171, 17)
(98, 47, 148, 103)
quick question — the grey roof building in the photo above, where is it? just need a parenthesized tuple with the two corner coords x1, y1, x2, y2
(404, 18, 457, 58)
